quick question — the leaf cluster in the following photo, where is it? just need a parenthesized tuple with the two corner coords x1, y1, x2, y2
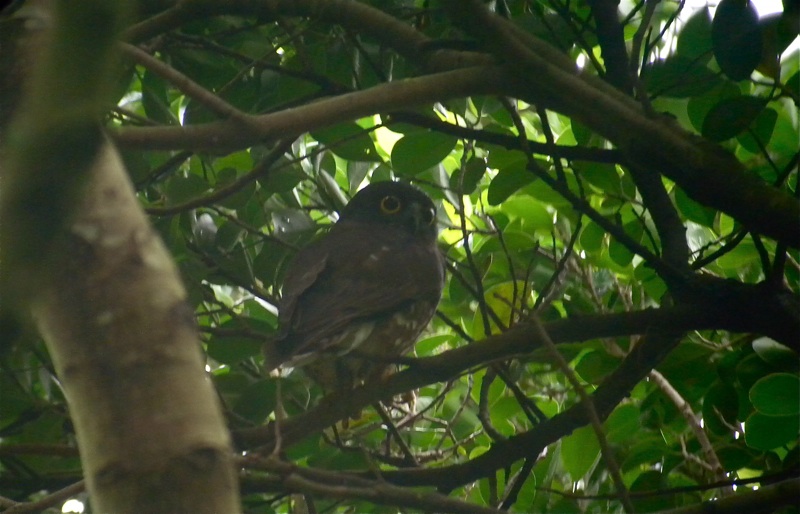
(1, 0, 798, 512)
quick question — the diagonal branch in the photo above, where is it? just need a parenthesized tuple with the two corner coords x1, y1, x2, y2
(113, 0, 800, 247)
(379, 328, 684, 491)
(441, 0, 800, 248)
(627, 163, 692, 273)
(587, 0, 633, 93)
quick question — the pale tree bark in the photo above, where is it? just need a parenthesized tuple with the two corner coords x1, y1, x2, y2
(0, 1, 240, 511)
(30, 141, 241, 513)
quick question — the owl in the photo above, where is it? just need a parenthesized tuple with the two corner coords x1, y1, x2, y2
(264, 181, 446, 390)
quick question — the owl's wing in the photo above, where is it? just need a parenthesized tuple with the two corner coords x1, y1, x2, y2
(277, 222, 444, 360)
(277, 239, 329, 328)
(262, 238, 330, 369)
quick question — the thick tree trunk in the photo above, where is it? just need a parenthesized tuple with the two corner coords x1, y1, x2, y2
(30, 141, 240, 513)
(0, 1, 241, 511)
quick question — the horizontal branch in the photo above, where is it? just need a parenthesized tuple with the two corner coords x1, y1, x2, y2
(116, 0, 800, 247)
(658, 477, 800, 514)
(234, 294, 786, 451)
(0, 480, 85, 514)
(112, 65, 511, 152)
(387, 111, 626, 164)
(241, 456, 505, 514)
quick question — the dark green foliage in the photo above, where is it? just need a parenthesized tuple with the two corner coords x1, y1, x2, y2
(1, 0, 798, 512)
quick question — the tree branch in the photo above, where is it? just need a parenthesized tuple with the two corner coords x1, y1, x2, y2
(587, 0, 633, 93)
(234, 291, 795, 451)
(113, 65, 510, 151)
(656, 477, 800, 514)
(241, 455, 507, 514)
(114, 0, 800, 247)
(441, 0, 800, 248)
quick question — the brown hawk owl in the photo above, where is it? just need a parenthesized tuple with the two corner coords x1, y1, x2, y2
(264, 181, 445, 390)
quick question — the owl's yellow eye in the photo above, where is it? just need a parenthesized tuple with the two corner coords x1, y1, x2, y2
(380, 195, 402, 214)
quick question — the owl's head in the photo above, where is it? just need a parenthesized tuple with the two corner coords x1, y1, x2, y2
(339, 181, 438, 240)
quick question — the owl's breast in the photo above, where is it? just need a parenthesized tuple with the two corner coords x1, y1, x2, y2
(300, 296, 438, 389)
(343, 232, 443, 293)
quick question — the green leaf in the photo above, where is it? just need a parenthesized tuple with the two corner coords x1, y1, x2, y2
(768, 102, 800, 156)
(712, 0, 762, 80)
(450, 156, 486, 195)
(677, 7, 714, 61)
(571, 120, 594, 146)
(414, 334, 454, 357)
(214, 221, 244, 251)
(523, 176, 573, 207)
(549, 498, 581, 514)
(489, 397, 525, 437)
(260, 72, 319, 112)
(737, 107, 778, 153)
(500, 196, 553, 230)
(750, 373, 800, 416)
(214, 167, 238, 188)
(170, 47, 236, 90)
(121, 149, 154, 184)
(645, 56, 721, 98)
(164, 173, 209, 205)
(675, 186, 717, 227)
(206, 319, 271, 364)
(311, 122, 382, 162)
(716, 444, 757, 471)
(580, 222, 605, 252)
(487, 162, 536, 205)
(575, 349, 620, 384)
(220, 75, 261, 114)
(716, 239, 759, 270)
(609, 239, 634, 267)
(623, 438, 669, 471)
(576, 162, 621, 193)
(207, 337, 263, 365)
(516, 11, 576, 50)
(631, 471, 673, 512)
(141, 70, 175, 124)
(233, 379, 278, 424)
(346, 160, 373, 191)
(253, 239, 292, 287)
(744, 410, 800, 450)
(391, 131, 457, 176)
(736, 353, 776, 391)
(686, 82, 741, 132)
(605, 404, 641, 444)
(752, 337, 799, 369)
(787, 72, 800, 100)
(261, 166, 306, 194)
(214, 165, 254, 209)
(634, 263, 668, 300)
(561, 425, 600, 479)
(702, 96, 767, 142)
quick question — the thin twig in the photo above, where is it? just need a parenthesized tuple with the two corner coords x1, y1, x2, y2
(529, 316, 634, 513)
(146, 138, 295, 216)
(649, 369, 728, 492)
(372, 402, 419, 467)
(2, 480, 85, 514)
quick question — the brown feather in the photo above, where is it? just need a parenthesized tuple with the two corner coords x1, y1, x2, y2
(264, 182, 445, 389)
